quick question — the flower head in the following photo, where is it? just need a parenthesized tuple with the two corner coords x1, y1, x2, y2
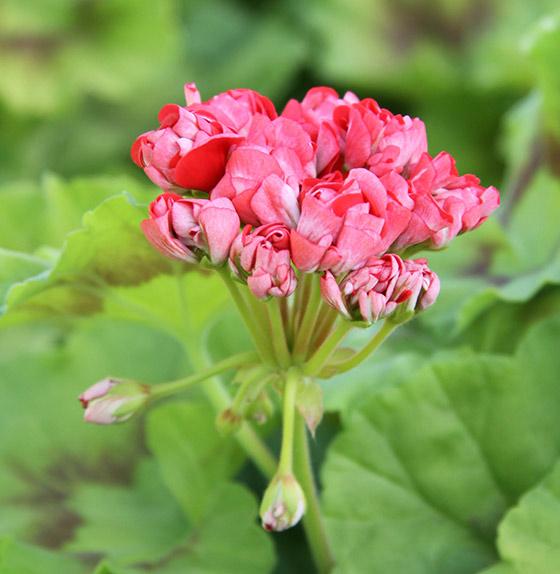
(132, 83, 498, 315)
(79, 379, 150, 425)
(321, 254, 440, 324)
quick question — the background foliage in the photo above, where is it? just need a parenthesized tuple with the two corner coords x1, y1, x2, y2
(1, 0, 560, 572)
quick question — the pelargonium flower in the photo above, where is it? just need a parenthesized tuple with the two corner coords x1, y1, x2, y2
(284, 87, 427, 178)
(131, 83, 277, 193)
(282, 87, 359, 173)
(211, 117, 315, 226)
(321, 254, 440, 324)
(332, 98, 428, 177)
(395, 151, 501, 249)
(141, 192, 240, 265)
(290, 168, 411, 273)
(229, 223, 297, 299)
(198, 87, 277, 136)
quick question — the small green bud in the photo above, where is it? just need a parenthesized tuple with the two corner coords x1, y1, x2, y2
(246, 391, 275, 424)
(260, 474, 306, 532)
(216, 408, 242, 436)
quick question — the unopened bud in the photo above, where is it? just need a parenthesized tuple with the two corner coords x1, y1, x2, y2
(246, 391, 275, 425)
(260, 474, 306, 532)
(78, 378, 150, 425)
(216, 407, 242, 436)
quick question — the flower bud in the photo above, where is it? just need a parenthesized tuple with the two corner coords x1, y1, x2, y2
(320, 254, 440, 325)
(142, 193, 240, 265)
(215, 408, 242, 436)
(245, 391, 275, 425)
(78, 379, 150, 425)
(260, 474, 306, 532)
(229, 224, 297, 299)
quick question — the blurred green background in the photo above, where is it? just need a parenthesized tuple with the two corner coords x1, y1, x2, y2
(0, 0, 557, 188)
(1, 1, 560, 573)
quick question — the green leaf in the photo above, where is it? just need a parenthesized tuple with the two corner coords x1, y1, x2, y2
(0, 175, 155, 253)
(65, 460, 188, 565)
(104, 272, 230, 346)
(91, 485, 275, 574)
(0, 317, 186, 546)
(477, 565, 517, 574)
(455, 170, 560, 340)
(0, 538, 86, 574)
(458, 287, 560, 354)
(499, 92, 542, 199)
(494, 170, 560, 274)
(496, 459, 560, 574)
(146, 401, 243, 523)
(4, 193, 173, 321)
(164, 483, 274, 574)
(322, 315, 560, 573)
(296, 377, 323, 436)
(0, 249, 49, 304)
(526, 13, 560, 138)
(323, 326, 430, 412)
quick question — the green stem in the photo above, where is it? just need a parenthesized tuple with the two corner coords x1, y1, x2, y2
(280, 296, 289, 330)
(303, 321, 352, 377)
(268, 298, 292, 368)
(294, 413, 335, 574)
(174, 274, 277, 479)
(244, 289, 279, 365)
(333, 320, 398, 374)
(197, 355, 276, 478)
(218, 269, 274, 365)
(278, 367, 299, 475)
(151, 351, 259, 399)
(309, 306, 338, 353)
(230, 365, 271, 415)
(293, 274, 323, 361)
(293, 273, 313, 333)
(237, 423, 277, 479)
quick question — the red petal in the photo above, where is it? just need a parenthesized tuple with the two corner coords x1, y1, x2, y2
(130, 137, 144, 167)
(173, 135, 242, 192)
(395, 289, 412, 303)
(158, 104, 180, 127)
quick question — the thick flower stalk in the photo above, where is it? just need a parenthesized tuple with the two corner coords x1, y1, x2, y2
(80, 83, 499, 574)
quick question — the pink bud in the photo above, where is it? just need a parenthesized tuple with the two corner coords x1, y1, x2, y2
(320, 254, 439, 324)
(230, 224, 297, 299)
(142, 194, 240, 266)
(141, 193, 198, 263)
(79, 379, 150, 425)
(198, 198, 241, 264)
(320, 272, 350, 318)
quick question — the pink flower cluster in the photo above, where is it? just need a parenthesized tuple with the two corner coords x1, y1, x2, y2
(133, 84, 499, 317)
(321, 255, 440, 324)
